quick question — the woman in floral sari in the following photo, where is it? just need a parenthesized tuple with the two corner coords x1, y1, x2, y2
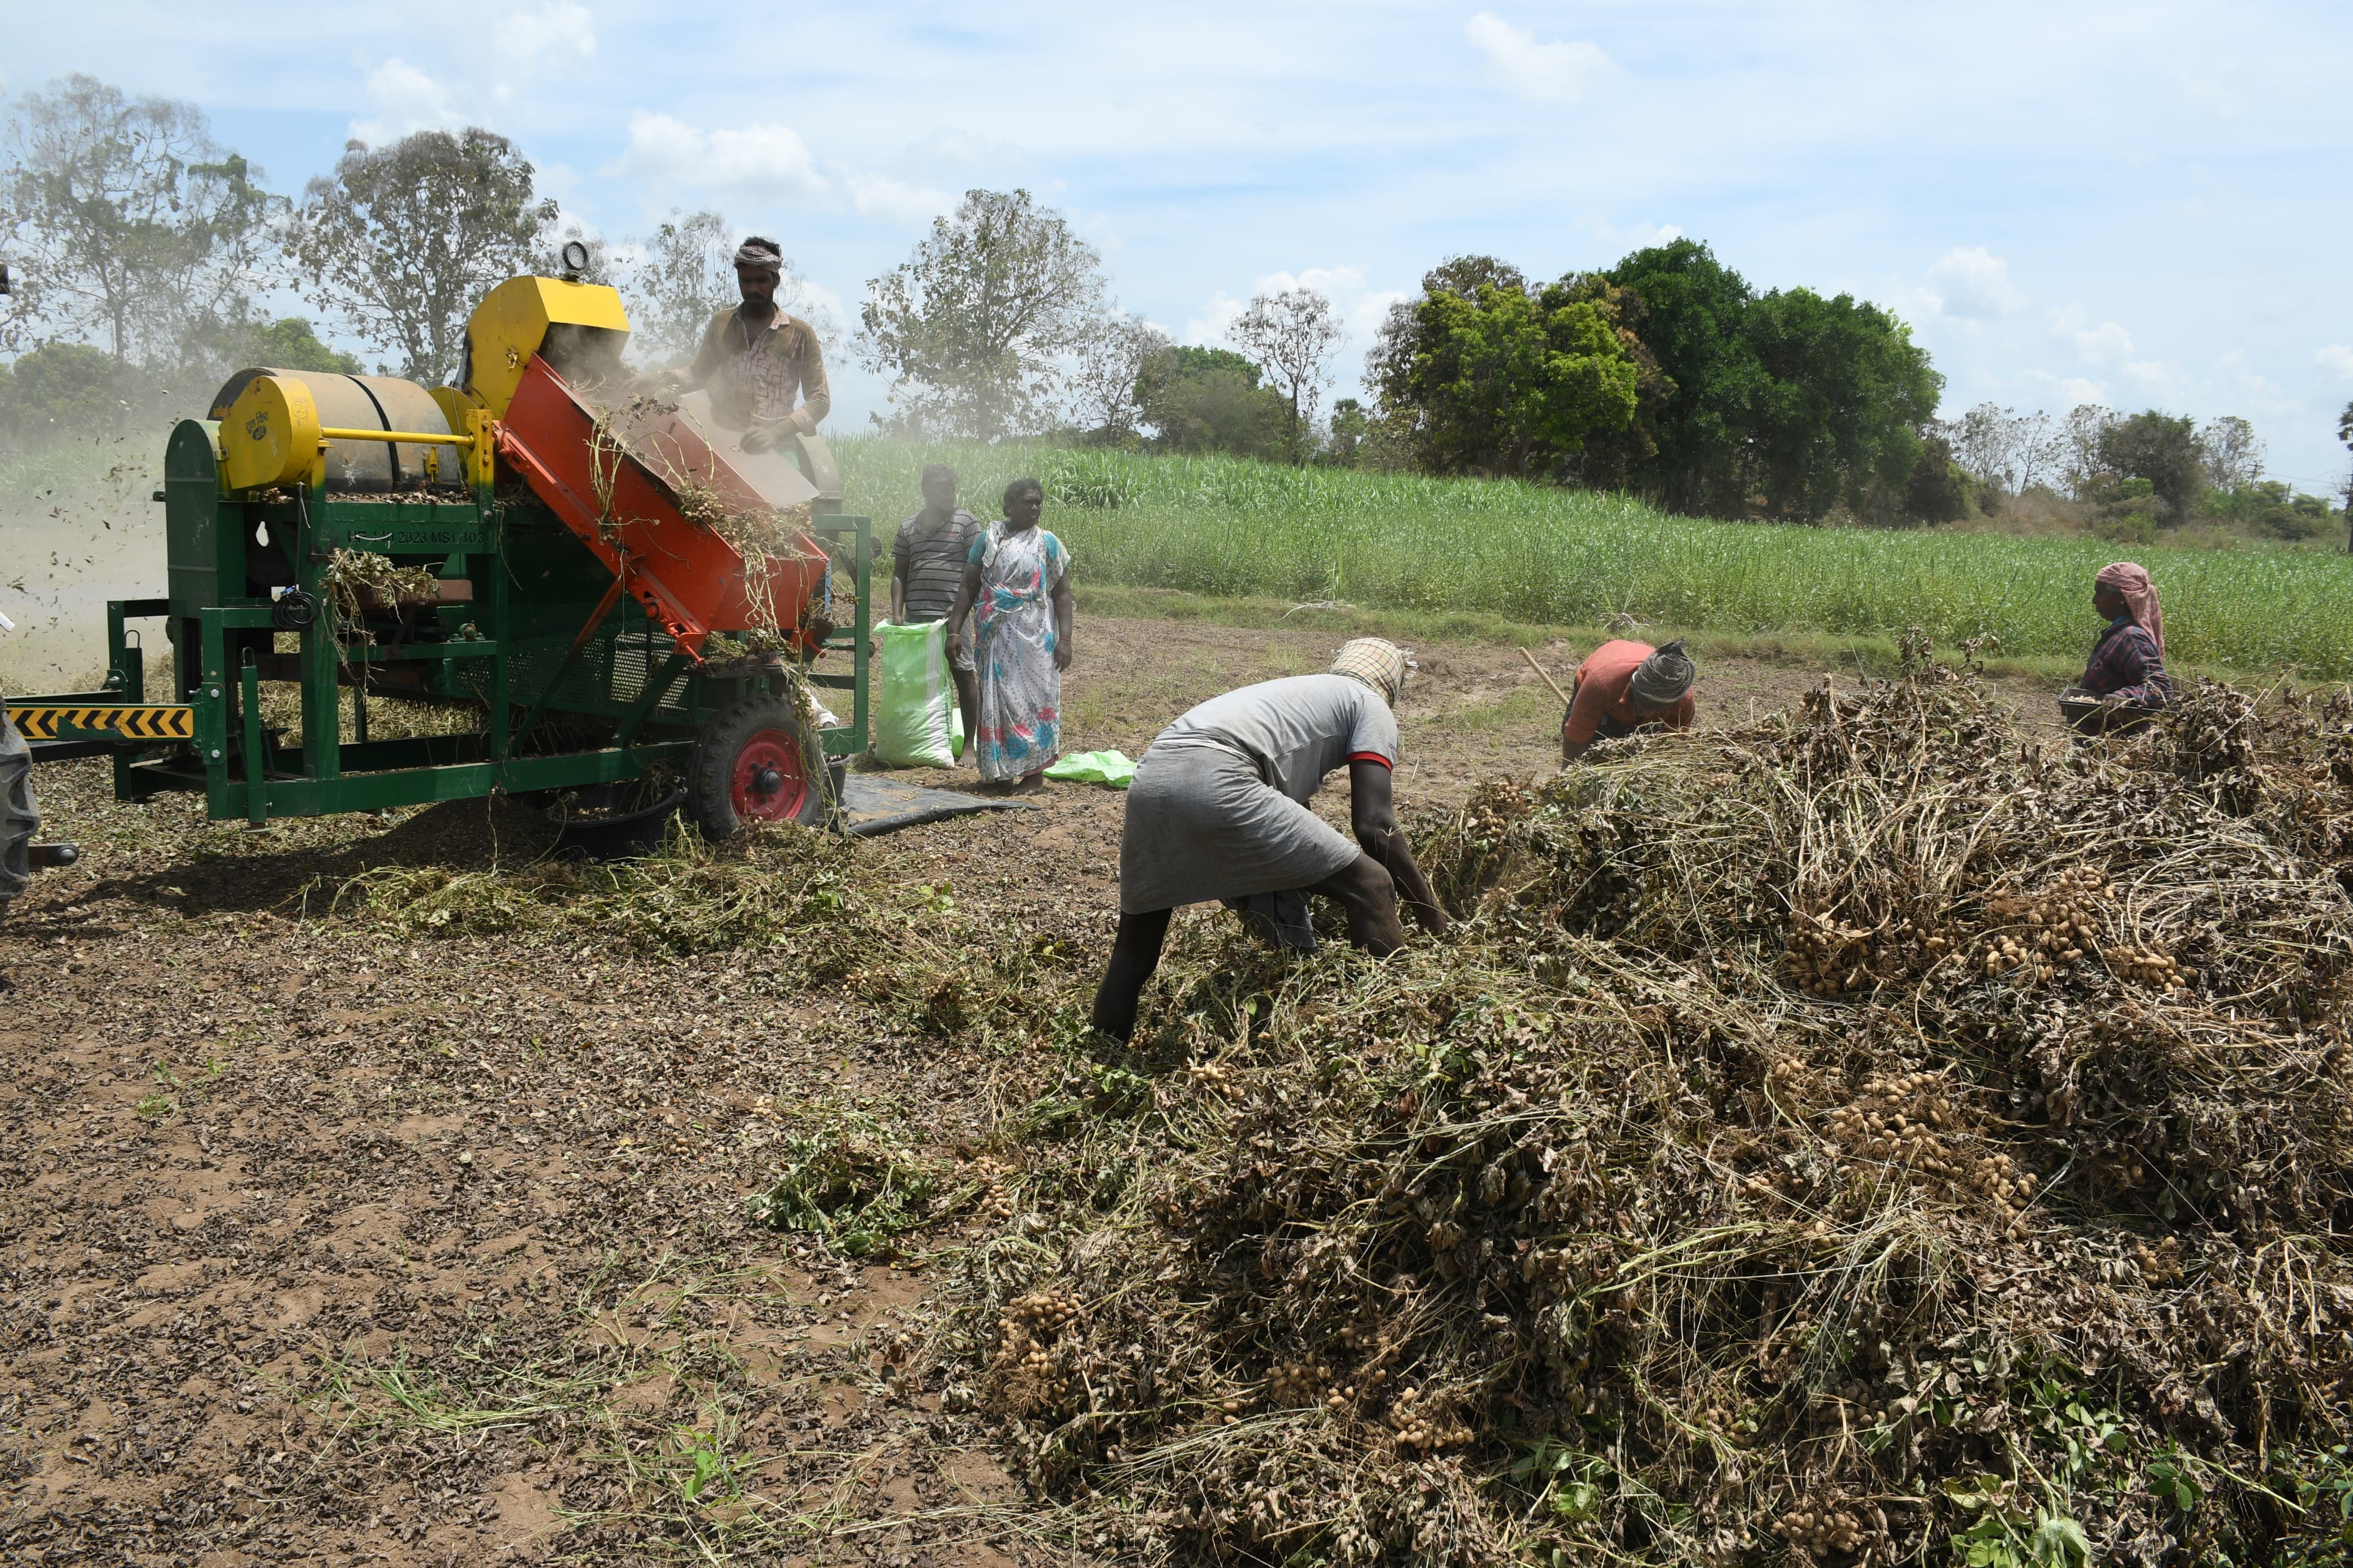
(945, 478, 1074, 789)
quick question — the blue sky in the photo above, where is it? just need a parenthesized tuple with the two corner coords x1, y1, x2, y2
(12, 1, 2353, 488)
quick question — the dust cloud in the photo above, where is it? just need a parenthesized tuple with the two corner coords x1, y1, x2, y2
(0, 435, 170, 693)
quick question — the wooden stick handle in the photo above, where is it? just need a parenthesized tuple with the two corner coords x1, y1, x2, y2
(1518, 646, 1572, 707)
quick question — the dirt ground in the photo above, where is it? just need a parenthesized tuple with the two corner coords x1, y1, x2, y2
(0, 614, 2064, 1566)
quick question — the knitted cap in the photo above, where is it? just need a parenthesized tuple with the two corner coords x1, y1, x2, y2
(1628, 639, 1696, 706)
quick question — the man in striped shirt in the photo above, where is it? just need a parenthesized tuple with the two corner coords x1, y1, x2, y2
(891, 464, 980, 739)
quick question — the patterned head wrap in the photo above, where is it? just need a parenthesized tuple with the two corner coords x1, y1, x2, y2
(2095, 561, 2163, 655)
(1628, 638, 1696, 707)
(1332, 638, 1412, 707)
(732, 238, 784, 277)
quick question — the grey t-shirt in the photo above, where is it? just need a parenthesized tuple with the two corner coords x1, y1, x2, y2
(1151, 673, 1398, 802)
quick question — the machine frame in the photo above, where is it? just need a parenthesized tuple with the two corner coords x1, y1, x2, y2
(5, 281, 872, 839)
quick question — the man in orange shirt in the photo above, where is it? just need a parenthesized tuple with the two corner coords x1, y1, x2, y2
(1559, 638, 1697, 763)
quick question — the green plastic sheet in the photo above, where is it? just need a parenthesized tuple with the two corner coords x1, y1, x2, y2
(1044, 749, 1136, 788)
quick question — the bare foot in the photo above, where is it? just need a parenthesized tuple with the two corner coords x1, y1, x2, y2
(1009, 771, 1046, 795)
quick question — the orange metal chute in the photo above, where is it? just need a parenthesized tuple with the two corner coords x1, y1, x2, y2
(495, 354, 829, 659)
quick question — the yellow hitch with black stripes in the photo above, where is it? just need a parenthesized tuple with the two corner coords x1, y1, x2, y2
(7, 704, 195, 742)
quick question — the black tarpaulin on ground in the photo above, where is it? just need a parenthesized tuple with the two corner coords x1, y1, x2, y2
(841, 774, 1039, 836)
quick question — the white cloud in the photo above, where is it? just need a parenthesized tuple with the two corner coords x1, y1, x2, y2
(1923, 246, 2027, 318)
(2014, 370, 2110, 411)
(2066, 318, 2135, 369)
(606, 113, 949, 227)
(2123, 358, 2185, 394)
(350, 58, 462, 143)
(842, 171, 950, 226)
(1183, 290, 1246, 347)
(2317, 344, 2353, 379)
(536, 161, 583, 202)
(786, 278, 851, 349)
(2054, 377, 2108, 408)
(2210, 349, 2299, 417)
(1245, 265, 1404, 340)
(1465, 12, 1615, 104)
(611, 112, 830, 202)
(1586, 219, 1682, 253)
(495, 2, 597, 70)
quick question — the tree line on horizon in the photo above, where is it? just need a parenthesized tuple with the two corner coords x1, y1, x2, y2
(0, 75, 827, 444)
(3, 72, 2345, 541)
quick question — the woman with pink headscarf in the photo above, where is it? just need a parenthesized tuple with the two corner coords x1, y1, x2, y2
(2066, 561, 2171, 731)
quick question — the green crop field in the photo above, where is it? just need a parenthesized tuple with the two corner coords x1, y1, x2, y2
(840, 438, 2353, 680)
(7, 433, 2346, 679)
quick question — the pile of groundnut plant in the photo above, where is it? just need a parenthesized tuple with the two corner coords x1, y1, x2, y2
(920, 637, 2353, 1567)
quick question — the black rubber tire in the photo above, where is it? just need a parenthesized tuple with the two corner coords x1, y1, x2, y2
(0, 706, 40, 919)
(687, 693, 830, 839)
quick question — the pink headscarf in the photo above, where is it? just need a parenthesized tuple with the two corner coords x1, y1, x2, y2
(2095, 561, 2163, 655)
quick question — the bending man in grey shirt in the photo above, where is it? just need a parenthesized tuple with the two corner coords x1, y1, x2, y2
(1092, 638, 1449, 1042)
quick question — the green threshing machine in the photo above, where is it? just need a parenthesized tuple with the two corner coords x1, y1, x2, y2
(0, 262, 872, 896)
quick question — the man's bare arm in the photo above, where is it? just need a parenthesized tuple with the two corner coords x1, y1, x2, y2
(1347, 759, 1449, 934)
(943, 560, 983, 655)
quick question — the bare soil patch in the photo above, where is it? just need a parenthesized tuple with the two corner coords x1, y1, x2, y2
(0, 614, 2068, 1563)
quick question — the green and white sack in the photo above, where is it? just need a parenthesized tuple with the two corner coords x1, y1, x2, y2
(874, 620, 959, 768)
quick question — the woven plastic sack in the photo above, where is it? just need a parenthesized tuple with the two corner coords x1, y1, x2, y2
(1043, 749, 1136, 788)
(874, 620, 958, 768)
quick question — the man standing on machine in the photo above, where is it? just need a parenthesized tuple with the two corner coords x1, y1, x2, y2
(677, 237, 830, 454)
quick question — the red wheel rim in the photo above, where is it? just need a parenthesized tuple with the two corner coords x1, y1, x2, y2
(729, 728, 809, 823)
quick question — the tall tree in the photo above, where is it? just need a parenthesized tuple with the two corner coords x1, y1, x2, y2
(1942, 404, 2059, 496)
(2197, 414, 2264, 493)
(0, 342, 129, 438)
(1901, 432, 1971, 523)
(2096, 411, 2204, 521)
(1369, 265, 1639, 478)
(290, 129, 555, 384)
(857, 189, 1106, 440)
(1365, 256, 1529, 431)
(1134, 344, 1287, 458)
(1553, 274, 1672, 489)
(1065, 310, 1170, 443)
(1742, 287, 1942, 520)
(2058, 404, 2119, 500)
(622, 209, 733, 364)
(1325, 397, 1369, 466)
(0, 74, 281, 364)
(1227, 287, 1343, 460)
(1601, 239, 1762, 513)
